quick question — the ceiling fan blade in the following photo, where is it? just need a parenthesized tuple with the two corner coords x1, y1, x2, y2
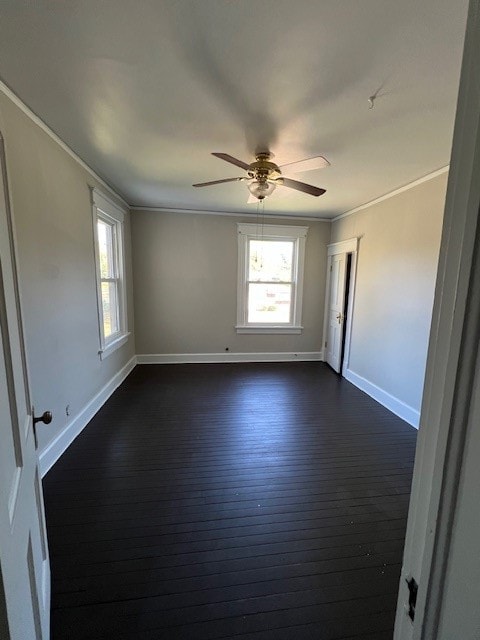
(193, 177, 243, 187)
(279, 177, 326, 197)
(268, 185, 290, 200)
(279, 155, 330, 173)
(212, 152, 251, 170)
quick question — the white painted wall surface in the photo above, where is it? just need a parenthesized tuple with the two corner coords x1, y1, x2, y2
(131, 211, 330, 356)
(331, 173, 447, 418)
(0, 91, 135, 458)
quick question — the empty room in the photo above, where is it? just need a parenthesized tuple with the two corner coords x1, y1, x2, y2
(1, 1, 480, 639)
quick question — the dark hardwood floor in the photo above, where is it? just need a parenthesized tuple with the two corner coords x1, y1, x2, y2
(43, 362, 417, 640)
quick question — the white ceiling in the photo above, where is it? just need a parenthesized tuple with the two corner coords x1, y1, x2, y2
(0, 0, 468, 218)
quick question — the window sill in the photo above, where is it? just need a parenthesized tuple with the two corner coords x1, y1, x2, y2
(99, 332, 131, 360)
(235, 325, 303, 335)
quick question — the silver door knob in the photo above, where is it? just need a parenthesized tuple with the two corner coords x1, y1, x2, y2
(33, 410, 52, 426)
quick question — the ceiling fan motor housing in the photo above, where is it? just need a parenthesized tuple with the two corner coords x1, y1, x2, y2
(247, 152, 281, 182)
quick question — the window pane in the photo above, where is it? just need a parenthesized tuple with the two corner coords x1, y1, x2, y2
(101, 281, 119, 338)
(249, 240, 293, 282)
(248, 283, 292, 323)
(97, 219, 115, 279)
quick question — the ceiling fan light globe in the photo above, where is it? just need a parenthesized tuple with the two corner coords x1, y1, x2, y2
(248, 180, 276, 200)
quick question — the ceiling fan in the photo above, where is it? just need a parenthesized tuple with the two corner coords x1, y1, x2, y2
(193, 151, 329, 202)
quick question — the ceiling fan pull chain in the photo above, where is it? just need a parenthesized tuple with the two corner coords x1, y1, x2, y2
(261, 199, 265, 240)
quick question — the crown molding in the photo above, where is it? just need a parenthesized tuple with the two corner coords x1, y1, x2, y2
(0, 78, 129, 209)
(130, 205, 332, 222)
(332, 166, 449, 222)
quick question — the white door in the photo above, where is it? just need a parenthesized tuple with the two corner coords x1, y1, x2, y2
(325, 253, 347, 373)
(0, 135, 50, 639)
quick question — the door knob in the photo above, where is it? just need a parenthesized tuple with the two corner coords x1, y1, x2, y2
(33, 410, 53, 426)
(336, 313, 342, 322)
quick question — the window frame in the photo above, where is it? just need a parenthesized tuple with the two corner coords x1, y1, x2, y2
(236, 223, 308, 334)
(91, 187, 129, 359)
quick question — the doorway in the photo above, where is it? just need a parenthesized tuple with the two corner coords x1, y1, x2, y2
(323, 238, 358, 375)
(339, 252, 352, 372)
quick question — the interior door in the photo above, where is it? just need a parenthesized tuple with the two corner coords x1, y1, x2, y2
(0, 135, 50, 639)
(325, 252, 347, 373)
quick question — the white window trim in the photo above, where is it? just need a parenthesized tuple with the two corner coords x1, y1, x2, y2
(236, 223, 308, 334)
(91, 187, 130, 360)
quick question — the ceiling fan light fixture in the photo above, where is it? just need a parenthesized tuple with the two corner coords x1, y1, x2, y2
(248, 179, 276, 200)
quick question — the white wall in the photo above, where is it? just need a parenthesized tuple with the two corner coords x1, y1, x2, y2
(131, 210, 330, 358)
(0, 90, 135, 463)
(331, 173, 448, 424)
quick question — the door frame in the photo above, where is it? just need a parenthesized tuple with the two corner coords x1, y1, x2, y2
(394, 0, 480, 637)
(322, 237, 359, 374)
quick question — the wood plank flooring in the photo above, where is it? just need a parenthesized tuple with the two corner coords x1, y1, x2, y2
(43, 362, 417, 639)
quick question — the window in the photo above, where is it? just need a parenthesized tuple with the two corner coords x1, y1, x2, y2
(236, 223, 308, 334)
(91, 188, 129, 358)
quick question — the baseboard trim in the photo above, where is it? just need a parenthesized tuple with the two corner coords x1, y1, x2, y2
(38, 356, 137, 476)
(137, 351, 323, 364)
(344, 368, 420, 428)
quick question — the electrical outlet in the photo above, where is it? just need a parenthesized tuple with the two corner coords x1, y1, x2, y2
(65, 404, 70, 417)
